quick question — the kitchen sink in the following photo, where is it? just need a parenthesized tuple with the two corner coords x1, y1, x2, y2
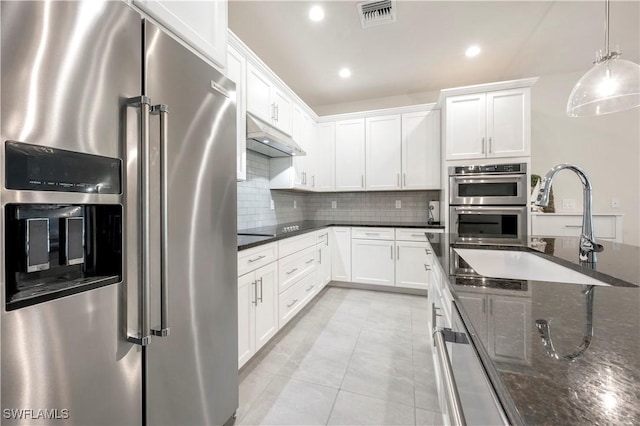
(453, 248, 611, 286)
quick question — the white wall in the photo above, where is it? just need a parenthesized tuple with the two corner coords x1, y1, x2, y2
(530, 71, 640, 246)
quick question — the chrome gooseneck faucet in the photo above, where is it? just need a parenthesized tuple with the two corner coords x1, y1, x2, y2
(534, 163, 604, 263)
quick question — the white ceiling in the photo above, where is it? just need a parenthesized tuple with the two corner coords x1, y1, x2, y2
(229, 1, 640, 111)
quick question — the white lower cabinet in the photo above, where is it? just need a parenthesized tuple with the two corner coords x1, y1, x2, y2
(237, 262, 278, 368)
(331, 227, 352, 281)
(458, 292, 532, 365)
(395, 241, 430, 289)
(316, 230, 331, 290)
(351, 238, 395, 286)
(279, 271, 318, 328)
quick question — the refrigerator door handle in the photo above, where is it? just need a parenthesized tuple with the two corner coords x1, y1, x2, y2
(126, 96, 153, 347)
(152, 104, 171, 338)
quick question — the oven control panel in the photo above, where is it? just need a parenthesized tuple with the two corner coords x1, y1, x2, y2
(450, 163, 526, 175)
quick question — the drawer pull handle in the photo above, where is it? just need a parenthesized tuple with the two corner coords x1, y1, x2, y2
(286, 268, 298, 275)
(564, 225, 582, 228)
(248, 255, 266, 263)
(365, 232, 380, 236)
(306, 285, 314, 292)
(306, 259, 315, 264)
(424, 264, 432, 271)
(425, 248, 432, 255)
(411, 234, 425, 237)
(287, 298, 298, 308)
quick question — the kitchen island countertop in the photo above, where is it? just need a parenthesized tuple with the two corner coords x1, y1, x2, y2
(432, 234, 639, 425)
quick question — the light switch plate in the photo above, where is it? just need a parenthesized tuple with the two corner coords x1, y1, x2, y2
(562, 198, 576, 209)
(293, 200, 297, 209)
(270, 199, 274, 210)
(331, 201, 337, 209)
(395, 200, 401, 209)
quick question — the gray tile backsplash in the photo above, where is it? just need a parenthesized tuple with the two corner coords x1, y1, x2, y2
(238, 150, 440, 230)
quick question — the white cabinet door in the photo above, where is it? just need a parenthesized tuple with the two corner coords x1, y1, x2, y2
(237, 273, 256, 368)
(273, 88, 292, 136)
(254, 263, 278, 351)
(395, 241, 430, 289)
(318, 244, 331, 289)
(457, 292, 488, 346)
(134, 0, 227, 68)
(315, 122, 335, 191)
(366, 115, 401, 190)
(335, 119, 366, 191)
(331, 227, 351, 281)
(488, 295, 531, 364)
(487, 89, 530, 158)
(246, 63, 273, 124)
(290, 105, 306, 187)
(351, 239, 395, 286)
(445, 93, 486, 160)
(226, 45, 246, 181)
(401, 110, 440, 190)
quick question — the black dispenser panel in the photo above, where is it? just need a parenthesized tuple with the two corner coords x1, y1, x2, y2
(5, 140, 121, 194)
(5, 204, 122, 310)
(25, 218, 50, 272)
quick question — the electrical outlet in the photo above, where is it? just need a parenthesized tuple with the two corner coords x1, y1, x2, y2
(395, 200, 401, 209)
(293, 200, 297, 209)
(331, 200, 337, 209)
(611, 198, 621, 209)
(270, 199, 275, 210)
(562, 198, 576, 210)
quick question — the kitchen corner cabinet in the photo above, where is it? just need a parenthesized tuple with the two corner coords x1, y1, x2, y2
(445, 88, 530, 160)
(246, 63, 292, 135)
(226, 45, 246, 181)
(331, 227, 352, 281)
(335, 119, 366, 191)
(457, 292, 532, 365)
(133, 0, 227, 69)
(401, 110, 440, 189)
(238, 262, 278, 368)
(365, 115, 402, 190)
(315, 122, 336, 191)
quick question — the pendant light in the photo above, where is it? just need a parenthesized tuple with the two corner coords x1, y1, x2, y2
(566, 0, 640, 117)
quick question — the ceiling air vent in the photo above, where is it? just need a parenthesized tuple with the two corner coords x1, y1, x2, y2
(357, 0, 396, 28)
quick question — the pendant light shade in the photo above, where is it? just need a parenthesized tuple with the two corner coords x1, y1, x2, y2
(567, 57, 640, 117)
(566, 0, 640, 117)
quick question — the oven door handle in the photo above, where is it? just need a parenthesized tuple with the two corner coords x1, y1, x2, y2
(451, 174, 525, 182)
(453, 206, 525, 212)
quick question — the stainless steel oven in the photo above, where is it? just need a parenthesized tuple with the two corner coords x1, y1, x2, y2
(449, 163, 527, 206)
(449, 163, 528, 243)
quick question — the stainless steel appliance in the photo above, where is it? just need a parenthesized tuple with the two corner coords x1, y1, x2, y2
(449, 163, 528, 243)
(1, 1, 237, 425)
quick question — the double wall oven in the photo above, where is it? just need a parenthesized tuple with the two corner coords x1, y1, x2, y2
(449, 163, 528, 243)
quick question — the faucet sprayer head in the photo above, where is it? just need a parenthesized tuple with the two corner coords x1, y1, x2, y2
(534, 177, 552, 207)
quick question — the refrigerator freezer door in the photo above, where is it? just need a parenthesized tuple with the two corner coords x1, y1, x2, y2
(0, 2, 143, 424)
(143, 22, 239, 425)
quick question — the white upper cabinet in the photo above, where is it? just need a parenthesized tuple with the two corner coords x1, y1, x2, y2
(366, 115, 402, 191)
(445, 88, 530, 160)
(134, 0, 227, 68)
(315, 122, 336, 191)
(246, 63, 292, 135)
(401, 110, 440, 189)
(335, 119, 366, 191)
(226, 45, 246, 181)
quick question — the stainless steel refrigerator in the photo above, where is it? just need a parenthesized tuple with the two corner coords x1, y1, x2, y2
(0, 1, 238, 425)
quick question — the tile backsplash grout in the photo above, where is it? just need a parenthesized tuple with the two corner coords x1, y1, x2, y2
(238, 150, 440, 230)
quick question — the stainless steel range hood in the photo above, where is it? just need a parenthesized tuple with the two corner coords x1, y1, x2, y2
(246, 112, 306, 157)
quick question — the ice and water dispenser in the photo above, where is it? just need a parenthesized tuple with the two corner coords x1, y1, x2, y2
(4, 141, 123, 310)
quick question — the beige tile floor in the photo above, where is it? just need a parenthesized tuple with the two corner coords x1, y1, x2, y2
(237, 286, 443, 426)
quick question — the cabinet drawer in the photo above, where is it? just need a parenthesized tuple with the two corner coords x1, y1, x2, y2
(278, 271, 317, 328)
(532, 214, 618, 240)
(278, 245, 318, 293)
(238, 243, 277, 276)
(352, 227, 394, 240)
(315, 229, 330, 246)
(278, 232, 317, 258)
(395, 228, 431, 242)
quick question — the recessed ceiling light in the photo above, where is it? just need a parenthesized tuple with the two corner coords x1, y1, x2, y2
(339, 68, 351, 78)
(309, 5, 324, 22)
(465, 45, 481, 58)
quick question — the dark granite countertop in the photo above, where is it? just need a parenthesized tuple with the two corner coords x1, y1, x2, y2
(237, 220, 444, 250)
(432, 234, 640, 425)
